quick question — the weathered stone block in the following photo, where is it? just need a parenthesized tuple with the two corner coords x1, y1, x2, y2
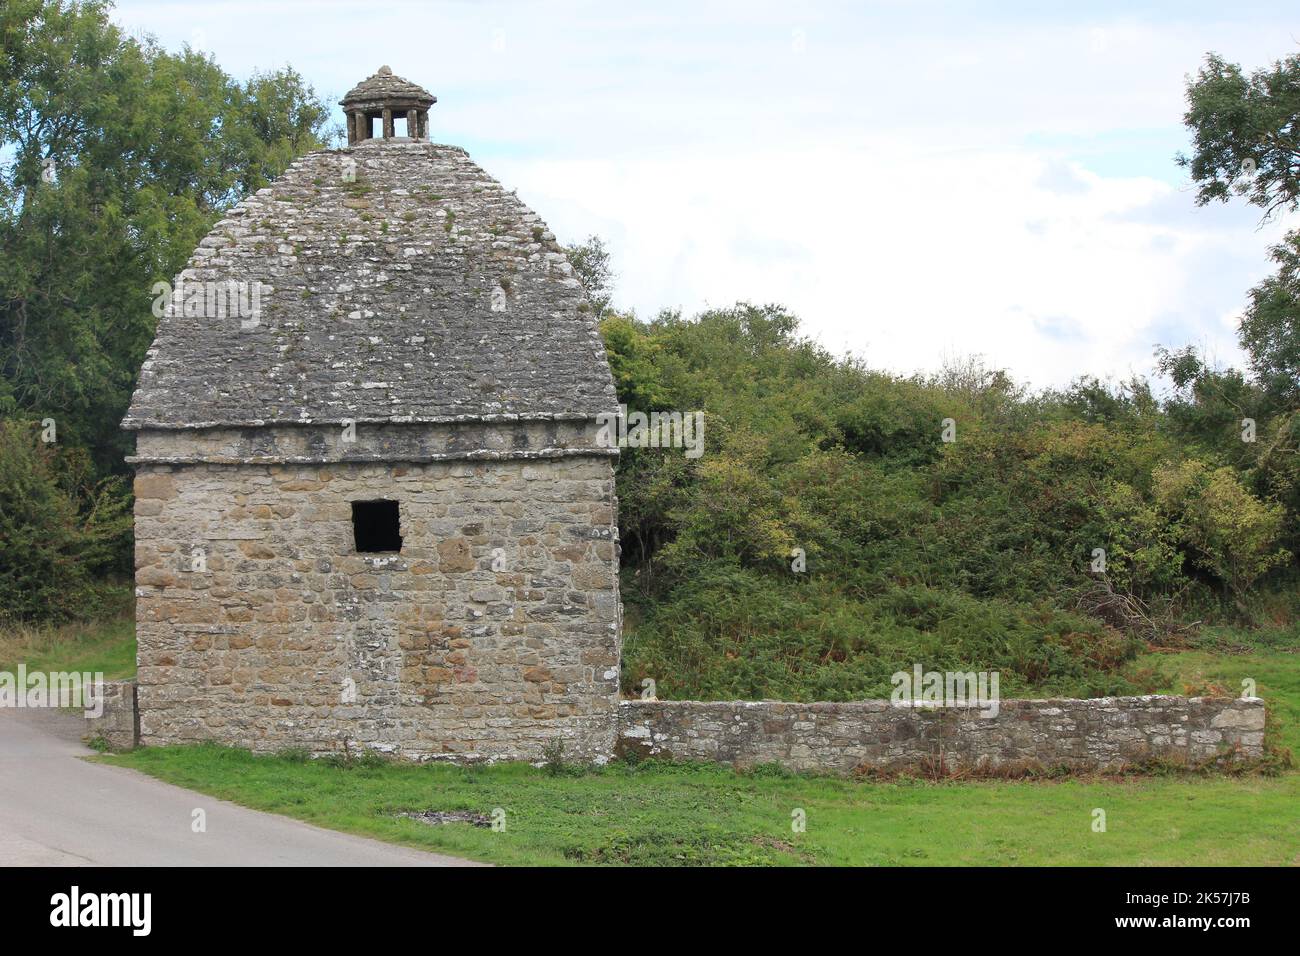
(85, 681, 139, 751)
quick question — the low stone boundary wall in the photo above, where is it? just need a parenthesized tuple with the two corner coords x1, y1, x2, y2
(84, 680, 139, 751)
(87, 684, 1267, 772)
(616, 696, 1266, 774)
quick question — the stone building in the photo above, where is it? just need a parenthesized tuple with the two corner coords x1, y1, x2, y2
(123, 67, 623, 762)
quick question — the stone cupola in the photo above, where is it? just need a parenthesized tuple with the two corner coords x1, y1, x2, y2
(341, 65, 436, 145)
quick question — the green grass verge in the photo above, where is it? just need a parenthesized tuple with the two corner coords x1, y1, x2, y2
(102, 639, 1300, 866)
(0, 613, 135, 682)
(102, 741, 1300, 866)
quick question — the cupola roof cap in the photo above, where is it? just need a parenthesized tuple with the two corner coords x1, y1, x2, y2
(340, 66, 436, 110)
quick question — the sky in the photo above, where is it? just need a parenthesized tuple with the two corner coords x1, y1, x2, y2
(110, 0, 1300, 389)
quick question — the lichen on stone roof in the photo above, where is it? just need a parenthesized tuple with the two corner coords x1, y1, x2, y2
(122, 140, 618, 430)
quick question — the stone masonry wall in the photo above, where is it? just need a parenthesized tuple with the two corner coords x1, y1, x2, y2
(616, 697, 1267, 774)
(83, 680, 139, 751)
(132, 450, 621, 762)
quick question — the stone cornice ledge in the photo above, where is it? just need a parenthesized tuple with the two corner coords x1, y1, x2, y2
(122, 411, 611, 431)
(127, 445, 621, 466)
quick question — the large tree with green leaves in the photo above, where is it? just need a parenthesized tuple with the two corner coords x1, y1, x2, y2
(0, 1, 335, 620)
(0, 0, 335, 474)
(1179, 52, 1300, 221)
(1172, 52, 1300, 552)
(1179, 51, 1300, 407)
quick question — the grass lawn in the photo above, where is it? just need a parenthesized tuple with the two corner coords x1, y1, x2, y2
(0, 613, 136, 683)
(99, 636, 1300, 866)
(102, 740, 1299, 866)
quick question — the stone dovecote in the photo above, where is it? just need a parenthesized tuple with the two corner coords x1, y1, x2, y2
(123, 69, 623, 763)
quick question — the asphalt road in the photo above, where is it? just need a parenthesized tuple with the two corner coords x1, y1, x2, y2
(0, 708, 479, 866)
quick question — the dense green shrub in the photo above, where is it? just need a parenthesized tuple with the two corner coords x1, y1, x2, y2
(606, 305, 1296, 701)
(0, 419, 130, 623)
(621, 568, 1143, 701)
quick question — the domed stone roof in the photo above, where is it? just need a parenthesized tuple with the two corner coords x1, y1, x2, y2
(123, 142, 616, 430)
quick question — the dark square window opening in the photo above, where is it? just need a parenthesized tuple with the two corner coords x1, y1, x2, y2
(352, 500, 402, 553)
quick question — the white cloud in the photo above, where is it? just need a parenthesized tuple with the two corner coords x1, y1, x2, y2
(496, 138, 1291, 386)
(111, 0, 1299, 386)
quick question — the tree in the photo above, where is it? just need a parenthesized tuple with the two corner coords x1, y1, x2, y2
(0, 0, 335, 475)
(1178, 52, 1300, 410)
(0, 420, 129, 622)
(1240, 232, 1300, 404)
(564, 234, 615, 317)
(1172, 50, 1300, 559)
(0, 2, 335, 618)
(1178, 52, 1300, 222)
